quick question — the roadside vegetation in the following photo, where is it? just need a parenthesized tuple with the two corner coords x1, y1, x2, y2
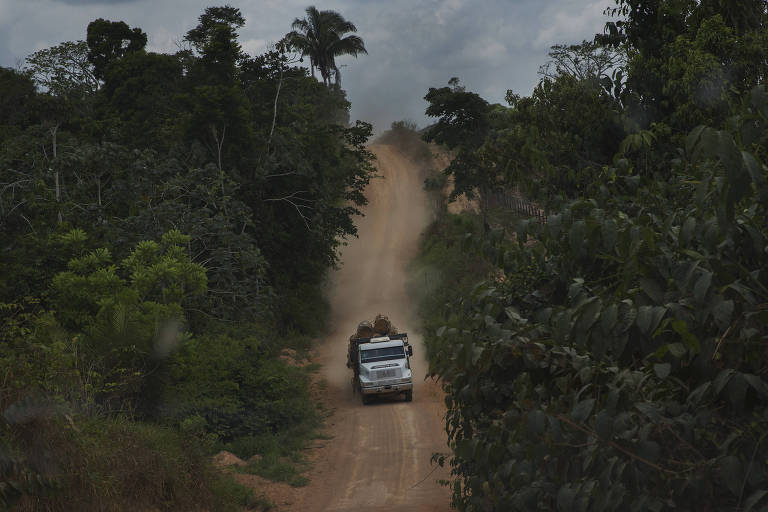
(418, 1, 768, 510)
(0, 5, 368, 510)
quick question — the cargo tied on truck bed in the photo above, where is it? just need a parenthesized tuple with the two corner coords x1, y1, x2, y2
(347, 315, 413, 405)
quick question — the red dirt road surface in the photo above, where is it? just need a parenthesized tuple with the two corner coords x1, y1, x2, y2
(289, 144, 452, 512)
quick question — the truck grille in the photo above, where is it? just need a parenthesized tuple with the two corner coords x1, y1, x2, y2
(375, 368, 400, 379)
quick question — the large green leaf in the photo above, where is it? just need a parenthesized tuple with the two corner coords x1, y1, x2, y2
(527, 410, 547, 436)
(744, 489, 768, 512)
(719, 455, 742, 496)
(685, 125, 707, 158)
(653, 363, 671, 379)
(712, 299, 734, 330)
(600, 303, 618, 333)
(557, 485, 577, 512)
(571, 398, 595, 423)
(693, 272, 712, 302)
(680, 217, 696, 246)
(576, 297, 602, 334)
(636, 306, 666, 336)
(742, 151, 766, 188)
(602, 219, 618, 251)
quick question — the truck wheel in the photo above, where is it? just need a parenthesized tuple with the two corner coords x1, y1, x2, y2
(405, 390, 413, 402)
(362, 394, 372, 405)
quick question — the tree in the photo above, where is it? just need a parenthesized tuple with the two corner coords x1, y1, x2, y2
(48, 230, 206, 411)
(0, 6, 379, 505)
(182, 5, 254, 169)
(86, 18, 147, 81)
(599, 0, 768, 134)
(24, 40, 98, 98)
(491, 73, 623, 205)
(184, 4, 245, 84)
(286, 6, 367, 87)
(423, 78, 496, 229)
(693, 0, 767, 34)
(539, 40, 624, 82)
(0, 67, 36, 131)
(100, 50, 184, 149)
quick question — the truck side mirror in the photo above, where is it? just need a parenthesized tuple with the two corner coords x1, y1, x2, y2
(407, 346, 413, 357)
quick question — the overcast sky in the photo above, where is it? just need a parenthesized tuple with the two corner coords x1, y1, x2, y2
(0, 0, 609, 133)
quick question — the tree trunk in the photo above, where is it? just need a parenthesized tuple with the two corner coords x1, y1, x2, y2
(50, 124, 62, 223)
(267, 64, 284, 153)
(211, 125, 228, 217)
(480, 184, 489, 233)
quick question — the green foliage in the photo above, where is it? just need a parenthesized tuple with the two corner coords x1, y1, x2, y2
(163, 331, 321, 442)
(0, 67, 37, 131)
(0, 4, 374, 508)
(602, 0, 768, 136)
(410, 213, 493, 364)
(185, 6, 245, 65)
(51, 229, 205, 328)
(86, 18, 147, 81)
(2, 4, 375, 329)
(24, 40, 98, 98)
(100, 51, 183, 148)
(424, 77, 490, 150)
(239, 453, 311, 488)
(24, 231, 203, 413)
(286, 6, 367, 87)
(423, 78, 501, 227)
(492, 74, 623, 205)
(539, 40, 624, 82)
(425, 86, 768, 510)
(422, 2, 768, 508)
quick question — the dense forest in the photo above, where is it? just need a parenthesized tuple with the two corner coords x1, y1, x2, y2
(418, 0, 768, 510)
(6, 0, 768, 510)
(1, 5, 372, 509)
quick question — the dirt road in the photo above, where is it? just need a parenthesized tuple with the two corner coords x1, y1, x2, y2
(289, 144, 452, 512)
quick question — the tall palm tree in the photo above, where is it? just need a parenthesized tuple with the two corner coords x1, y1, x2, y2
(286, 6, 367, 87)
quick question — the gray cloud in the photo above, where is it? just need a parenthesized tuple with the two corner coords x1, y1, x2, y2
(0, 0, 608, 133)
(54, 0, 140, 4)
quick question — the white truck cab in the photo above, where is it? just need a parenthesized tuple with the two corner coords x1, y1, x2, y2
(355, 335, 413, 404)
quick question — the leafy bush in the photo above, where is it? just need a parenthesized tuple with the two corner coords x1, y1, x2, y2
(162, 331, 321, 442)
(410, 212, 492, 363)
(33, 230, 205, 413)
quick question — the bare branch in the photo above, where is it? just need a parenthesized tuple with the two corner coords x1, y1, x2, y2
(264, 171, 299, 179)
(264, 191, 314, 230)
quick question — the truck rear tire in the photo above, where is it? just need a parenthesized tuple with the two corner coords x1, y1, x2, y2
(404, 390, 413, 402)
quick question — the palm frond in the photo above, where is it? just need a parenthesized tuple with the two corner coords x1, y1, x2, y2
(329, 36, 368, 57)
(283, 6, 366, 86)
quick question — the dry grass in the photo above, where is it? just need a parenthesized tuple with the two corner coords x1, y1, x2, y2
(9, 414, 254, 511)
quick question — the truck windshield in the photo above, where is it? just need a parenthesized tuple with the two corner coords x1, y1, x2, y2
(360, 346, 406, 363)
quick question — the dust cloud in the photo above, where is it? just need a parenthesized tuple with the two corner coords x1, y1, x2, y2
(322, 143, 433, 387)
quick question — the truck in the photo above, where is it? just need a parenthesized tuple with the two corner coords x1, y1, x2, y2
(348, 329, 414, 405)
